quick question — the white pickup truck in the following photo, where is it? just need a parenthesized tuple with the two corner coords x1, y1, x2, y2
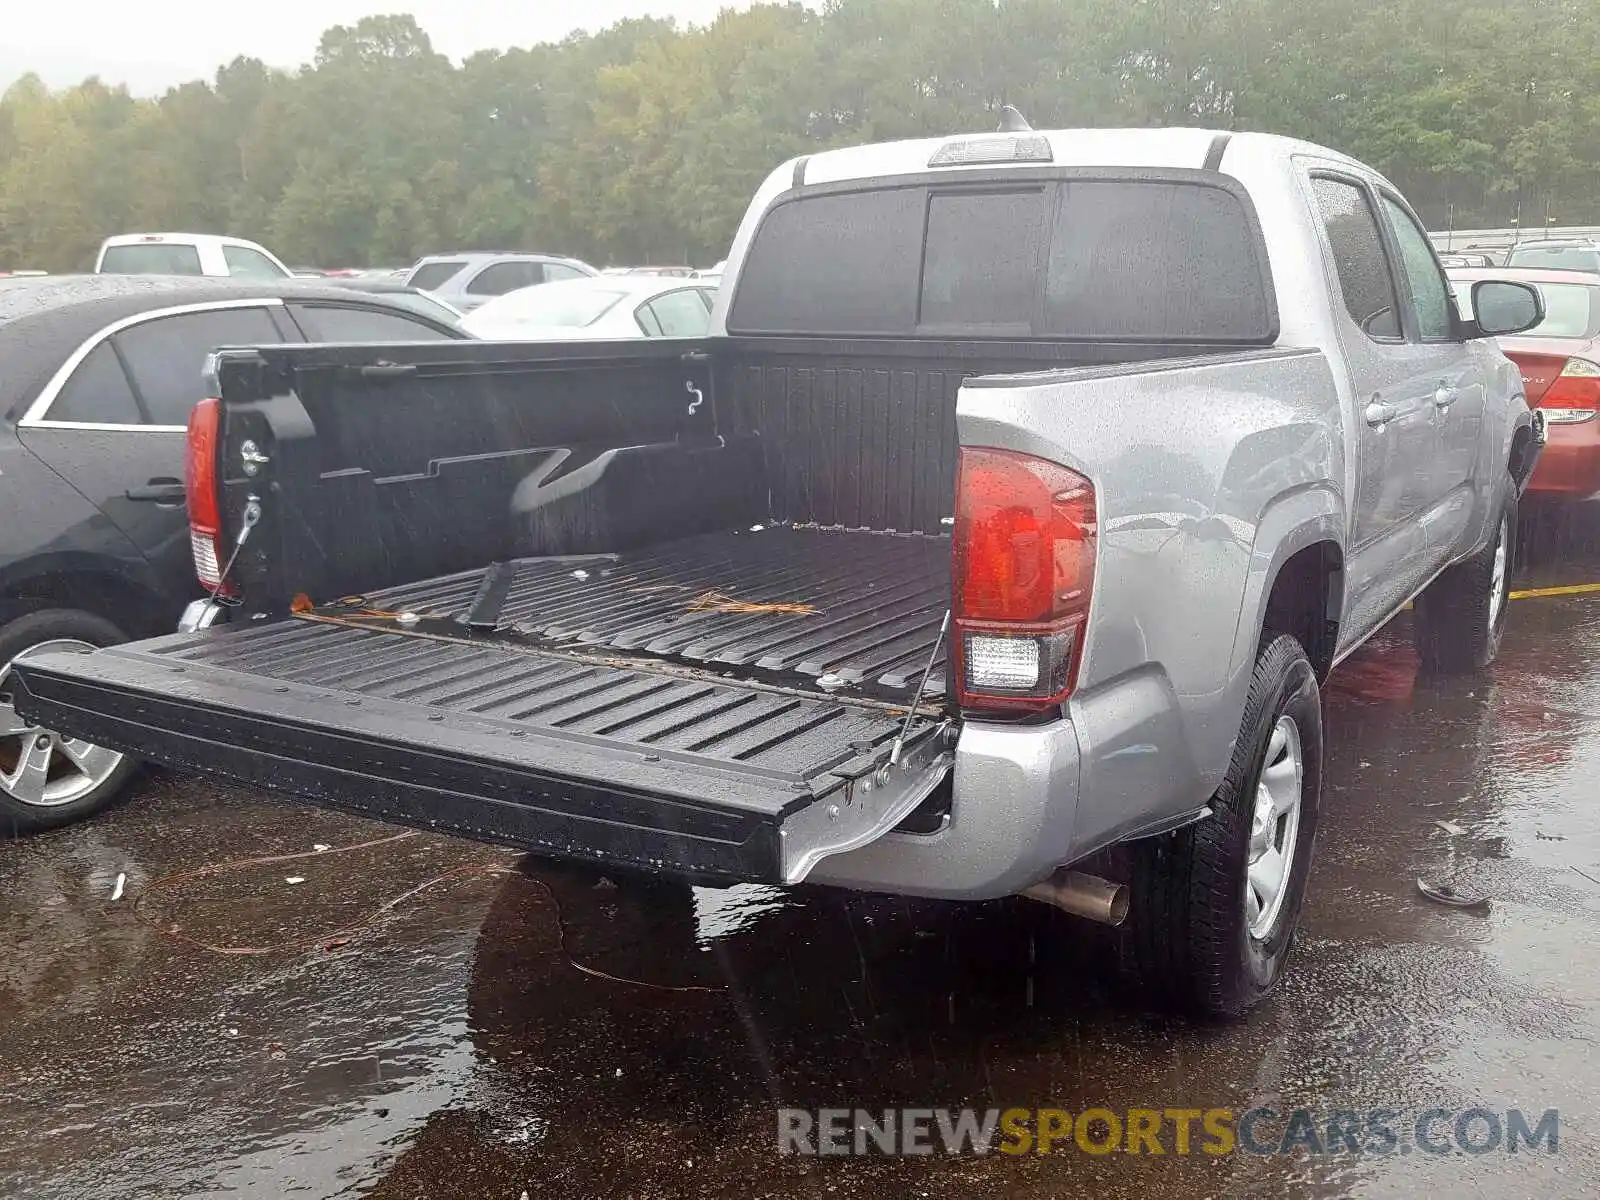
(9, 126, 1545, 1015)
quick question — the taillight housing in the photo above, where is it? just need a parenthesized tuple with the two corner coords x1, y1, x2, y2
(185, 397, 234, 595)
(951, 447, 1096, 712)
(1539, 357, 1600, 424)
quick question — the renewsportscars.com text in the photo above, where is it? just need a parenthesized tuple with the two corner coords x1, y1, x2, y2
(777, 1106, 1560, 1157)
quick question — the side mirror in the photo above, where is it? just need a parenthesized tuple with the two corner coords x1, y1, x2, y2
(1471, 279, 1544, 337)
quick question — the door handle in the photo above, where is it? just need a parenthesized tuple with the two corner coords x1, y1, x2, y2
(126, 478, 186, 504)
(1364, 400, 1398, 428)
(1434, 385, 1460, 409)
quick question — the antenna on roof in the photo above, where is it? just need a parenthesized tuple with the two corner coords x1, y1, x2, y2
(997, 105, 1032, 133)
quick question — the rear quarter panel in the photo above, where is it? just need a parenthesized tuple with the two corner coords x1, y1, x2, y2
(958, 347, 1343, 806)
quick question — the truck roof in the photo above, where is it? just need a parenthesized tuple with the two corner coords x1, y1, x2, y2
(98, 232, 271, 249)
(790, 127, 1372, 187)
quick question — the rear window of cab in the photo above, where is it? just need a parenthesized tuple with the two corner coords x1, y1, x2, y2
(99, 244, 204, 275)
(728, 173, 1277, 343)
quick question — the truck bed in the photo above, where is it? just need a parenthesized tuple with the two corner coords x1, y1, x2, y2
(9, 525, 955, 884)
(353, 524, 950, 702)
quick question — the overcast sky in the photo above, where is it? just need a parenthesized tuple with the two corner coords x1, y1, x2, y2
(2, 1, 748, 92)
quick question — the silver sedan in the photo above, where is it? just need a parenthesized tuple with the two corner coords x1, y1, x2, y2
(462, 276, 719, 340)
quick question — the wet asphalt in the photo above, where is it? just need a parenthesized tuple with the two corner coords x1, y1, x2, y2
(5, 511, 1600, 1199)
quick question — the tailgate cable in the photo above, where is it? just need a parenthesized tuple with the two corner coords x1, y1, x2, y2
(207, 495, 262, 608)
(890, 609, 950, 766)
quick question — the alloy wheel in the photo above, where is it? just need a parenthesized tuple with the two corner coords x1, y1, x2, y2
(1245, 714, 1303, 940)
(0, 639, 125, 808)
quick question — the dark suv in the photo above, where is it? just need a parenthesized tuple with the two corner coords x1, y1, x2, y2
(0, 275, 464, 833)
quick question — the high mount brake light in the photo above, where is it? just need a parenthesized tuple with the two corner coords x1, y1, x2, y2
(951, 447, 1096, 712)
(185, 397, 235, 596)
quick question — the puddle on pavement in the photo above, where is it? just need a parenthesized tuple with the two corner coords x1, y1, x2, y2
(4, 517, 1600, 1197)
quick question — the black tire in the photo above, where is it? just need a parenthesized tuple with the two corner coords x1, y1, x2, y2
(1413, 478, 1516, 674)
(0, 608, 141, 836)
(1124, 634, 1322, 1018)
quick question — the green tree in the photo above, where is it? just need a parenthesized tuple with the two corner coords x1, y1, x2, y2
(2, 0, 1599, 272)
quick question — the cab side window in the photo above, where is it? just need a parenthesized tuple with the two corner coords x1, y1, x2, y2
(1310, 176, 1402, 341)
(222, 244, 288, 280)
(1379, 194, 1456, 342)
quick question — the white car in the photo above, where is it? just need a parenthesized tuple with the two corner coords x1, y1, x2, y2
(462, 275, 718, 340)
(95, 233, 292, 280)
(693, 260, 727, 286)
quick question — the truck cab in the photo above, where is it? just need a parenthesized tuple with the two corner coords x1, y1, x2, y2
(95, 234, 292, 280)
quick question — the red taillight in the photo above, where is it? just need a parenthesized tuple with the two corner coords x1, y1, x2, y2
(185, 398, 234, 595)
(952, 447, 1096, 712)
(1537, 357, 1600, 424)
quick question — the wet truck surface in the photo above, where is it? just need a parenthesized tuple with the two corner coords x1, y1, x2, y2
(10, 127, 1545, 1016)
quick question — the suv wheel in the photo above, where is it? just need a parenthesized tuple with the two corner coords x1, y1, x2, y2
(0, 609, 140, 835)
(1124, 634, 1323, 1017)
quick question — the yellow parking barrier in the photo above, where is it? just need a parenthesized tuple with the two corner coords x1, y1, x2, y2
(1508, 582, 1600, 600)
(1399, 581, 1600, 612)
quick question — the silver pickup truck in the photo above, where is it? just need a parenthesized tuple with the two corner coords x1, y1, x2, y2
(6, 127, 1545, 1016)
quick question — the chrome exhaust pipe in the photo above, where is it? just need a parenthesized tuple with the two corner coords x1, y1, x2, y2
(1020, 870, 1130, 927)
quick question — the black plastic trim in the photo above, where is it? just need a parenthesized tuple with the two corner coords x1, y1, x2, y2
(9, 655, 788, 881)
(1202, 133, 1231, 171)
(463, 561, 517, 630)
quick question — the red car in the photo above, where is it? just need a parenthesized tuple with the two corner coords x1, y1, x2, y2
(1450, 267, 1600, 500)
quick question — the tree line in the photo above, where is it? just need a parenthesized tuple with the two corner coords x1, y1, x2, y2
(1, 0, 1596, 272)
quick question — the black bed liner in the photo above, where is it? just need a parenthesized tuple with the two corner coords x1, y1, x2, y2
(8, 530, 956, 881)
(357, 525, 951, 701)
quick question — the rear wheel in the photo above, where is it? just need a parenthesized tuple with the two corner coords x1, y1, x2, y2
(1124, 634, 1322, 1017)
(0, 609, 139, 836)
(1412, 479, 1515, 673)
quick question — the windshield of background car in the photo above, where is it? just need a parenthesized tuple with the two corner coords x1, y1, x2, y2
(461, 285, 629, 333)
(407, 261, 467, 290)
(1453, 280, 1599, 339)
(99, 243, 204, 274)
(1506, 246, 1600, 272)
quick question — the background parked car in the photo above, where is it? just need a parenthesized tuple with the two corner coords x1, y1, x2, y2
(461, 275, 717, 340)
(402, 252, 597, 312)
(692, 260, 727, 286)
(1439, 252, 1495, 268)
(95, 233, 292, 280)
(1450, 266, 1600, 500)
(1505, 240, 1600, 274)
(319, 276, 465, 325)
(600, 266, 696, 277)
(0, 275, 468, 835)
(343, 267, 409, 281)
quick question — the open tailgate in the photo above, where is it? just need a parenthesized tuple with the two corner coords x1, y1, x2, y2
(8, 619, 952, 883)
